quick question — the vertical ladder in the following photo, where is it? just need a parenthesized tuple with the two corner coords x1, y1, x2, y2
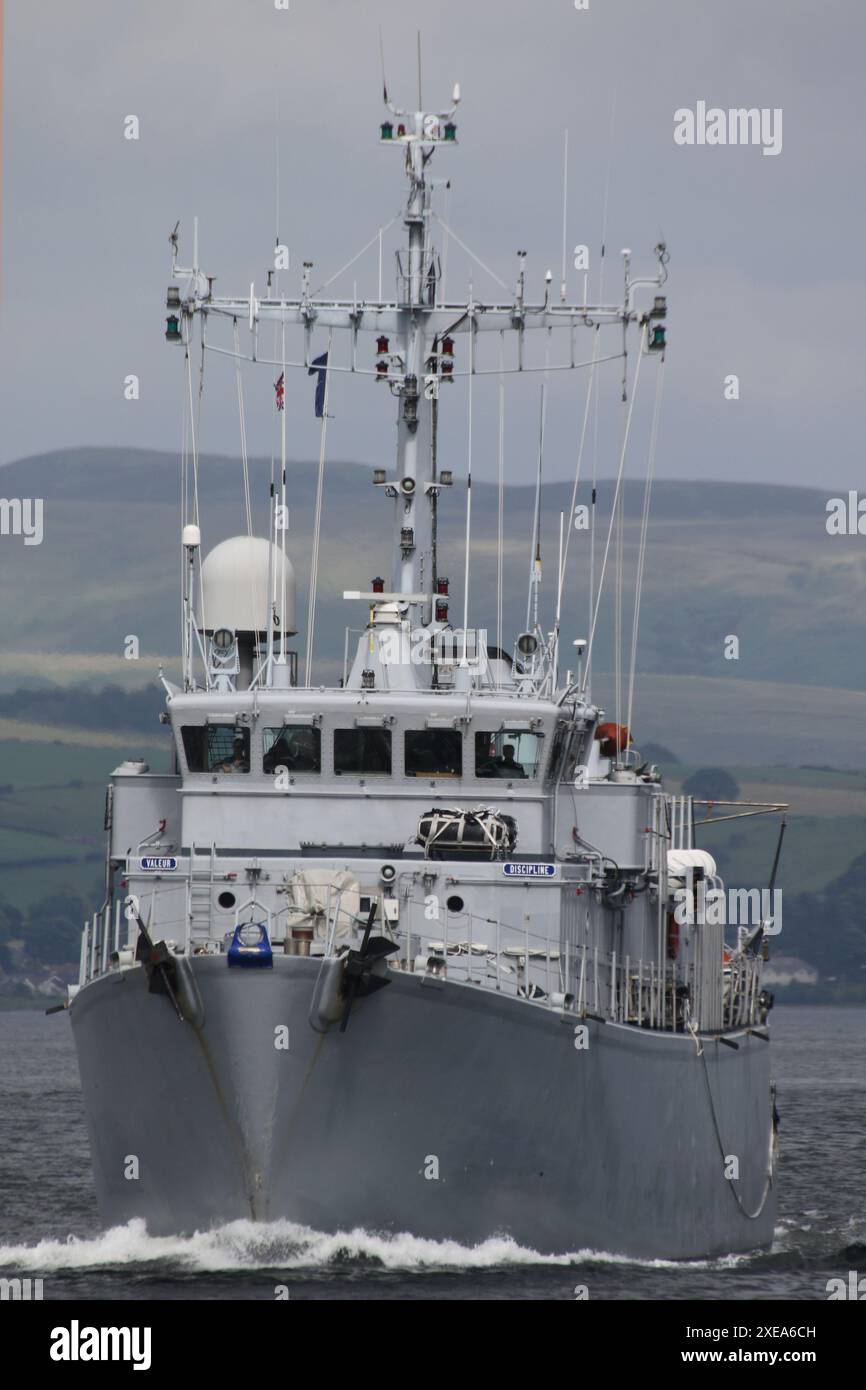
(188, 842, 216, 944)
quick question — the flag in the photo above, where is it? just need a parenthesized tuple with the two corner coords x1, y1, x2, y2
(274, 372, 285, 411)
(308, 351, 329, 418)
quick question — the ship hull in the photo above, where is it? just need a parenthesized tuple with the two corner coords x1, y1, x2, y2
(69, 955, 776, 1259)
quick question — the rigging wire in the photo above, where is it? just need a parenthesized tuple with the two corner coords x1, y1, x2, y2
(180, 341, 190, 681)
(615, 381, 625, 744)
(554, 340, 599, 649)
(526, 384, 546, 631)
(496, 332, 505, 683)
(589, 89, 617, 661)
(278, 317, 290, 669)
(431, 212, 510, 293)
(233, 321, 253, 536)
(439, 179, 452, 306)
(185, 332, 206, 656)
(310, 217, 399, 299)
(625, 355, 665, 742)
(560, 128, 569, 302)
(526, 332, 552, 632)
(305, 330, 333, 685)
(462, 292, 475, 634)
(582, 323, 647, 693)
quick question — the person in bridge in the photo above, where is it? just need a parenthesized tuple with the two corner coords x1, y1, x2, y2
(496, 743, 525, 778)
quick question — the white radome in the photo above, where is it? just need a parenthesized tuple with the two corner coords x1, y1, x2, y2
(199, 535, 296, 635)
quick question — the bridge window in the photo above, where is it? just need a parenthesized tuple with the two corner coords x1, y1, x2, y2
(263, 725, 321, 774)
(475, 730, 544, 779)
(182, 725, 250, 774)
(405, 729, 462, 778)
(334, 727, 392, 775)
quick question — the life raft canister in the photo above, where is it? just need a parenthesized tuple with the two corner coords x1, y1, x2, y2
(666, 911, 680, 960)
(594, 722, 631, 758)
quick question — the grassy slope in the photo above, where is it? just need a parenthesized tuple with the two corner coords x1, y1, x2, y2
(1, 448, 865, 698)
(0, 738, 171, 908)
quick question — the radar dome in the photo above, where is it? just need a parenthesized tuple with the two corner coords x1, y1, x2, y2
(199, 536, 296, 636)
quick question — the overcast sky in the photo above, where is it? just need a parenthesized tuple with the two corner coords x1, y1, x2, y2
(1, 0, 864, 490)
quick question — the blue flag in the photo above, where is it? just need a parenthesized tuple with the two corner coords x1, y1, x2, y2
(308, 351, 329, 418)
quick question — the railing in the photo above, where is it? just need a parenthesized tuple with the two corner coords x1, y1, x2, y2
(79, 901, 123, 987)
(724, 952, 764, 1030)
(393, 908, 567, 1001)
(78, 871, 766, 1035)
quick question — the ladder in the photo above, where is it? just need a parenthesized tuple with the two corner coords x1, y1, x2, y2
(187, 843, 216, 945)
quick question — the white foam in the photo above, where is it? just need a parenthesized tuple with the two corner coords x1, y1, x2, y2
(0, 1219, 758, 1274)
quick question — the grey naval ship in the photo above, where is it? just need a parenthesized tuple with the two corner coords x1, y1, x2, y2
(67, 81, 783, 1260)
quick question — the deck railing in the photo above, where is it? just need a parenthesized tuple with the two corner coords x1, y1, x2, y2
(79, 877, 766, 1035)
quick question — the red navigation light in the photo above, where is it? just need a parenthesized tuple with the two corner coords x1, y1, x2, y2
(441, 360, 453, 376)
(436, 577, 449, 595)
(435, 601, 449, 622)
(376, 336, 389, 354)
(371, 577, 385, 593)
(376, 360, 388, 376)
(397, 123, 406, 138)
(441, 337, 454, 355)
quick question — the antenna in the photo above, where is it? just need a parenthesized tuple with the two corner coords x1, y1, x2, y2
(560, 129, 568, 302)
(462, 283, 475, 633)
(526, 384, 546, 630)
(379, 26, 388, 104)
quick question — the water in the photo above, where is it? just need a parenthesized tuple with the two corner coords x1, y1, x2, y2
(0, 1005, 863, 1300)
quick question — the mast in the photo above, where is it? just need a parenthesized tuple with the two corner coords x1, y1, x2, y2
(391, 108, 437, 620)
(168, 77, 668, 685)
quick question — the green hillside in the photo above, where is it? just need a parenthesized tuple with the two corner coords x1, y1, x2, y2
(2, 448, 865, 701)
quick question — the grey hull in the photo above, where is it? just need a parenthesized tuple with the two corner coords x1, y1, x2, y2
(70, 956, 776, 1259)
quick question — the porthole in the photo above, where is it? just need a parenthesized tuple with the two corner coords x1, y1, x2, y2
(218, 891, 236, 910)
(446, 895, 464, 913)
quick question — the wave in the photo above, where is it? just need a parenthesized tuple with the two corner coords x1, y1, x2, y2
(0, 1219, 756, 1275)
